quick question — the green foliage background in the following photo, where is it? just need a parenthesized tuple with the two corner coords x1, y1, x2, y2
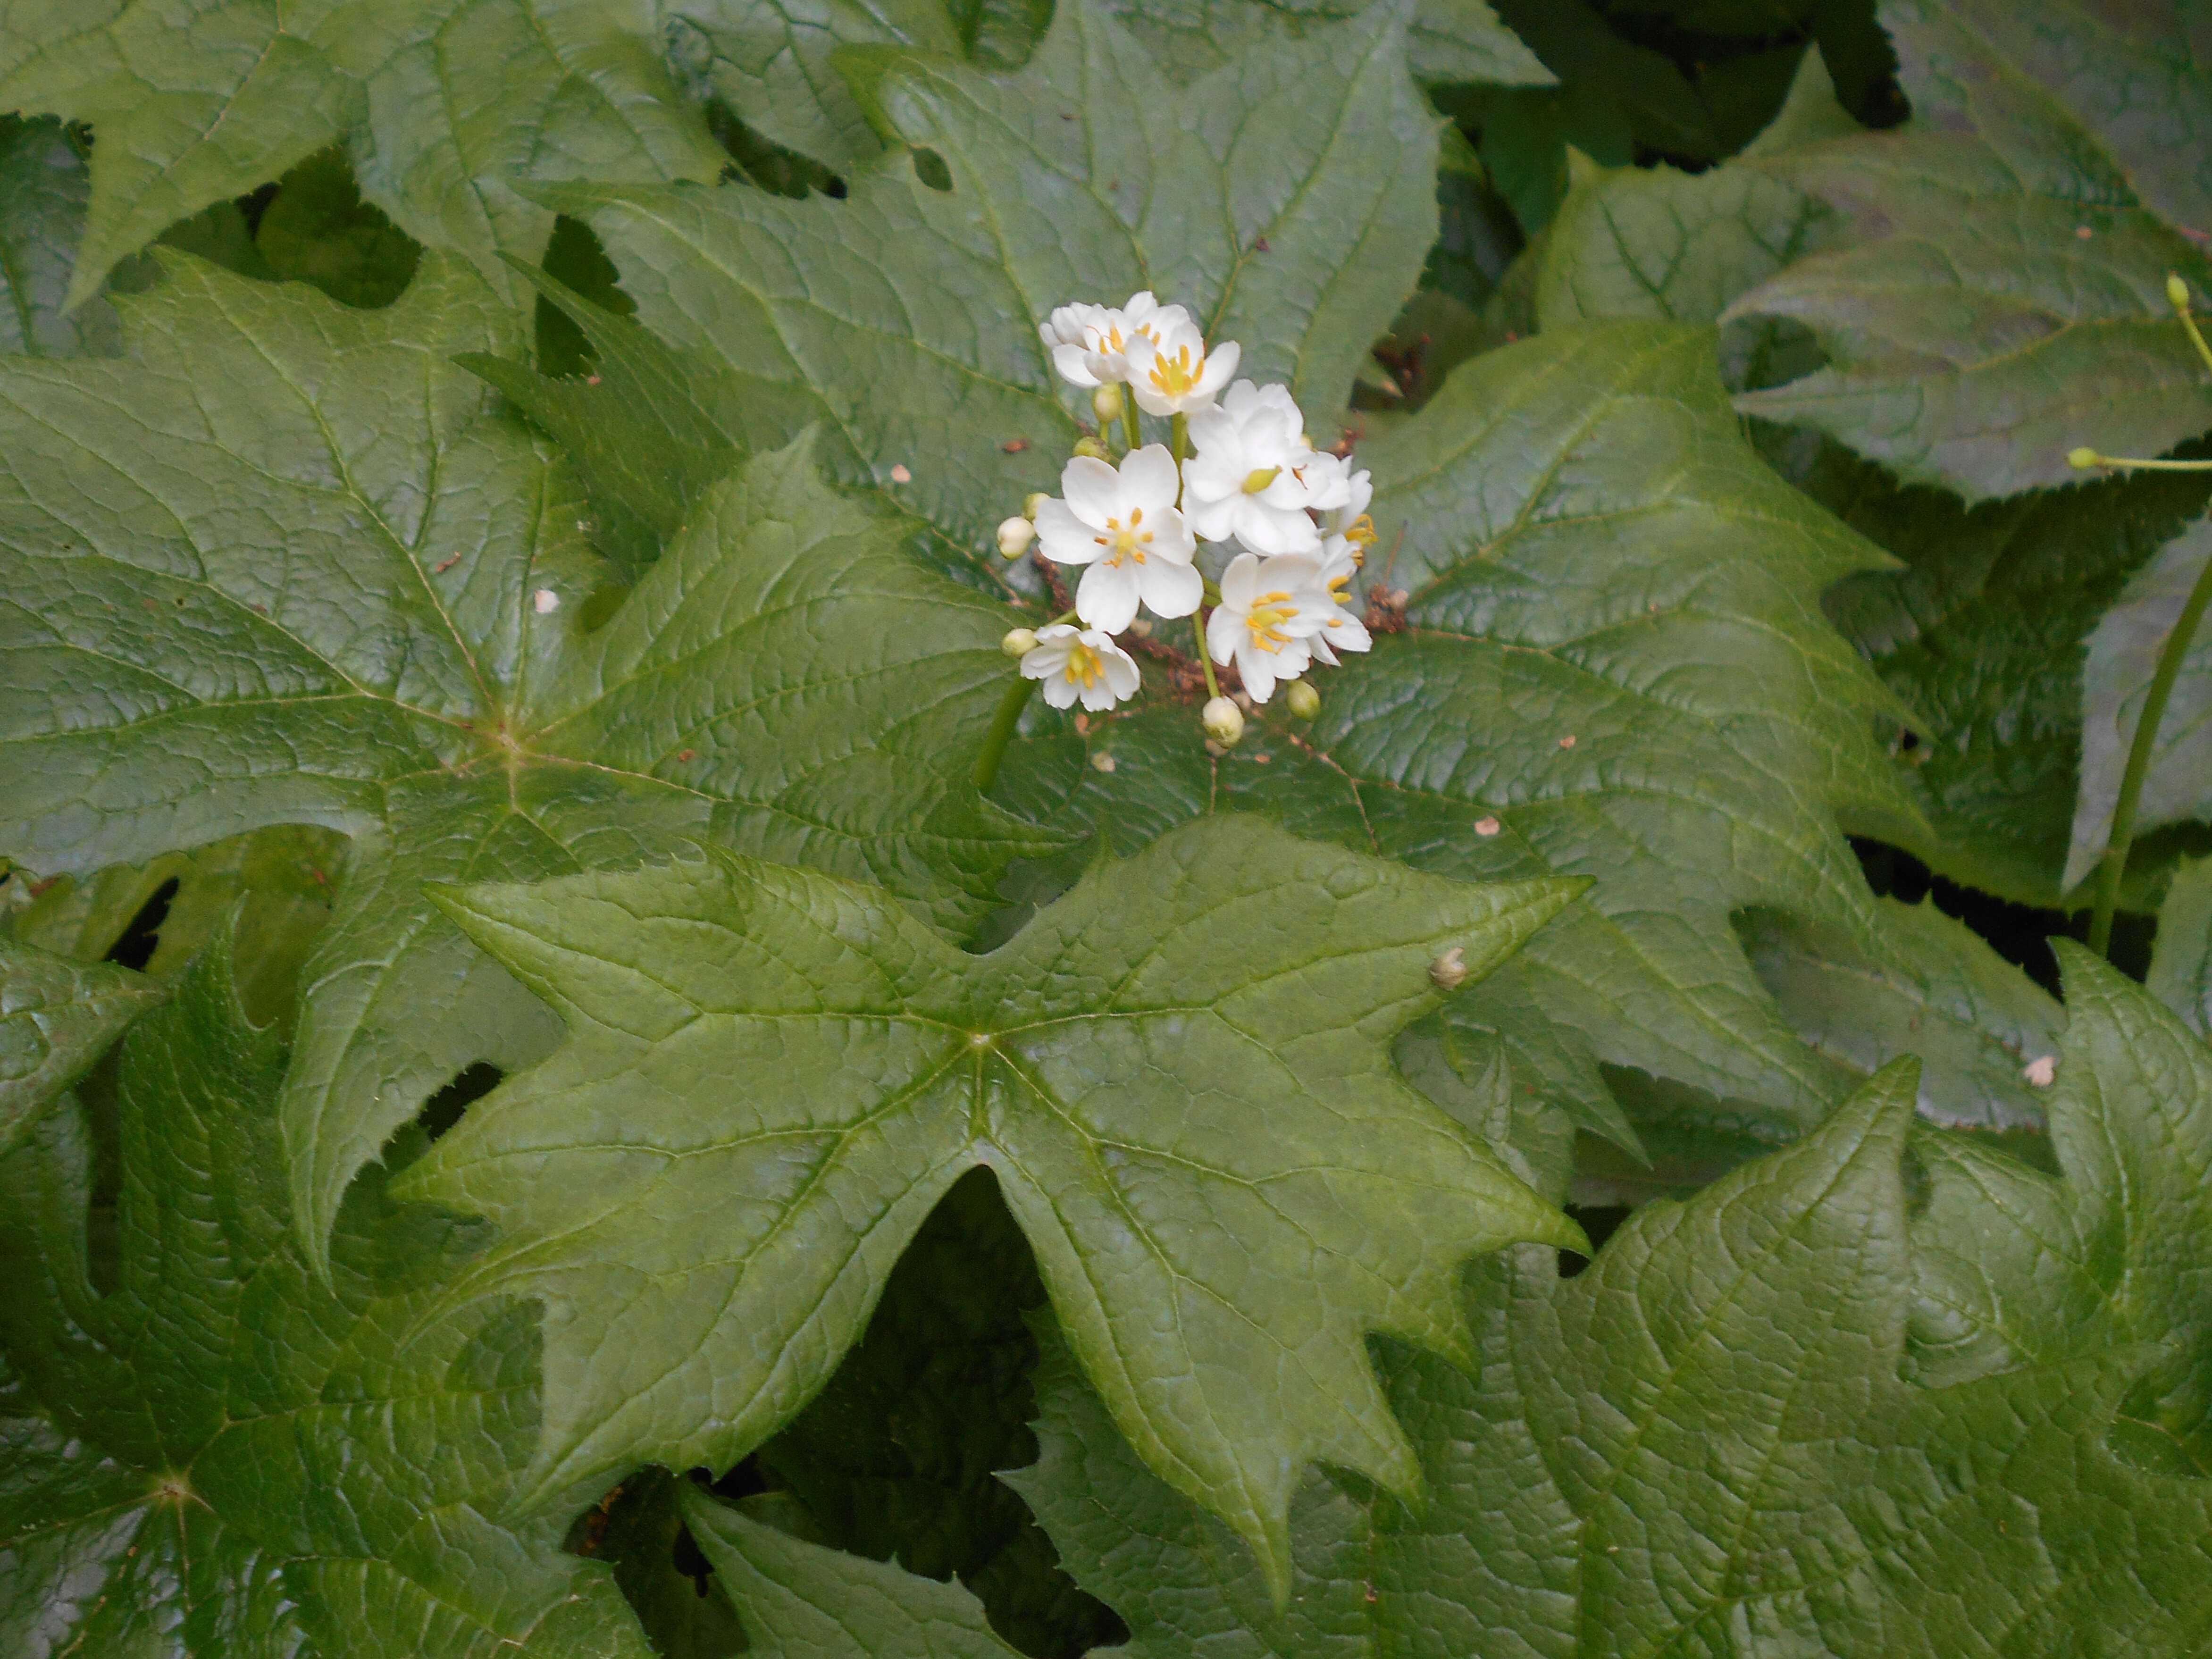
(7, 1, 2212, 1654)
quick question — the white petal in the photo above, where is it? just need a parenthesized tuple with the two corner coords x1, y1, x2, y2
(1038, 672, 1081, 708)
(1118, 444, 1181, 514)
(1238, 642, 1278, 702)
(1185, 494, 1237, 543)
(1060, 456, 1123, 527)
(1324, 611, 1372, 653)
(1181, 449, 1245, 509)
(1197, 340, 1240, 396)
(1052, 342, 1101, 386)
(1034, 498, 1105, 564)
(1098, 640, 1142, 701)
(1219, 551, 1262, 607)
(1207, 604, 1242, 665)
(1146, 506, 1198, 563)
(1076, 560, 1141, 633)
(1140, 556, 1203, 619)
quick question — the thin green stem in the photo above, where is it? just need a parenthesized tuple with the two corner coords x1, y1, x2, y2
(1170, 412, 1189, 507)
(2176, 297, 2212, 378)
(2089, 542, 2212, 955)
(973, 676, 1037, 794)
(1202, 577, 1223, 606)
(1121, 395, 1141, 455)
(2083, 454, 2212, 472)
(1193, 613, 1222, 701)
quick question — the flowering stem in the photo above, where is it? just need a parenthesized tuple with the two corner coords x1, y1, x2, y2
(2078, 454, 2212, 472)
(973, 676, 1037, 795)
(1193, 613, 1222, 701)
(1170, 413, 1189, 506)
(1121, 397, 1140, 455)
(2088, 541, 2212, 956)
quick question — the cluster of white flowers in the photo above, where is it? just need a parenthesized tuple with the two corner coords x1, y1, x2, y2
(997, 292, 1378, 745)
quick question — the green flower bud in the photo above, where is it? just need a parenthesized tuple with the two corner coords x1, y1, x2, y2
(2170, 272, 2192, 311)
(2068, 446, 2102, 470)
(1072, 436, 1111, 461)
(1241, 466, 1282, 494)
(1092, 383, 1125, 422)
(1023, 492, 1048, 520)
(1285, 679, 1320, 720)
(1002, 627, 1040, 658)
(997, 515, 1036, 558)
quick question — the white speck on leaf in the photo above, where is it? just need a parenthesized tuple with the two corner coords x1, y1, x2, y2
(2023, 1055, 2058, 1087)
(534, 589, 560, 614)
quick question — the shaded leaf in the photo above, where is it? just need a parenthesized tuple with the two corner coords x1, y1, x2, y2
(0, 0, 728, 308)
(2150, 854, 2212, 1037)
(0, 116, 118, 356)
(1729, 0, 2212, 501)
(0, 254, 1056, 1267)
(0, 932, 654, 1659)
(1807, 442, 2212, 905)
(0, 941, 164, 1155)
(1740, 896, 2061, 1133)
(683, 1491, 1022, 1657)
(1106, 0, 1551, 88)
(394, 813, 1584, 1594)
(254, 147, 423, 310)
(2067, 514, 2212, 890)
(8, 823, 345, 1032)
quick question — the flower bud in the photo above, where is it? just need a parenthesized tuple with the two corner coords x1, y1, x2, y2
(1001, 627, 1039, 658)
(1285, 679, 1320, 720)
(997, 515, 1036, 558)
(1202, 696, 1244, 746)
(1022, 492, 1048, 520)
(2068, 446, 2102, 470)
(1091, 383, 1125, 422)
(1072, 435, 1111, 461)
(2170, 272, 2192, 311)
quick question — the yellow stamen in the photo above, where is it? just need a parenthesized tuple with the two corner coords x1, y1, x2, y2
(1149, 346, 1204, 400)
(1245, 592, 1297, 652)
(1344, 514, 1378, 561)
(1062, 642, 1102, 688)
(1242, 467, 1281, 494)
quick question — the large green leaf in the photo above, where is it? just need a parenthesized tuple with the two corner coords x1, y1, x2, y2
(0, 0, 728, 310)
(0, 939, 164, 1154)
(0, 252, 1055, 1268)
(0, 116, 118, 356)
(1912, 945, 2212, 1476)
(2066, 514, 2212, 890)
(392, 813, 1584, 1596)
(1000, 320, 1916, 1151)
(553, 0, 1441, 552)
(1806, 443, 2212, 905)
(0, 933, 654, 1659)
(1104, 0, 1551, 89)
(1011, 1055, 2212, 1653)
(1727, 0, 2212, 502)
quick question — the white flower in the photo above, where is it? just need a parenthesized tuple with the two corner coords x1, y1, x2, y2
(1205, 552, 1333, 702)
(1021, 624, 1140, 711)
(1183, 380, 1324, 555)
(1032, 445, 1202, 633)
(1129, 318, 1240, 416)
(1307, 536, 1374, 667)
(1312, 454, 1377, 556)
(1038, 291, 1190, 388)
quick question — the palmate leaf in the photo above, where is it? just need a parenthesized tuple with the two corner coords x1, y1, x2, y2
(547, 0, 1441, 553)
(997, 1048, 2212, 1655)
(2066, 513, 2212, 890)
(0, 933, 653, 1659)
(0, 252, 1056, 1269)
(1726, 0, 2212, 502)
(391, 813, 1585, 1596)
(1001, 319, 1916, 1150)
(0, 0, 729, 311)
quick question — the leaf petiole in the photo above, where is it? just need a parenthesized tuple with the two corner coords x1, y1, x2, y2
(2088, 541, 2212, 955)
(973, 675, 1037, 795)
